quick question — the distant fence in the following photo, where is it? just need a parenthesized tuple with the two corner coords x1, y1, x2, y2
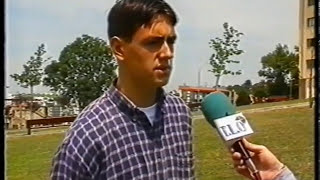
(26, 116, 76, 135)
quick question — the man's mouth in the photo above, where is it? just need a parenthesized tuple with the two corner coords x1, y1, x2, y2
(154, 66, 171, 71)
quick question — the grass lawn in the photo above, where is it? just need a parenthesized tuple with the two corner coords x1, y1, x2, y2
(6, 133, 66, 180)
(6, 106, 314, 180)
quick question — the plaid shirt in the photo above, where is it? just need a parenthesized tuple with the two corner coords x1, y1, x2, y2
(50, 83, 194, 180)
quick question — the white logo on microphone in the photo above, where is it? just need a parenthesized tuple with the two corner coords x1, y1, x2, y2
(214, 113, 254, 142)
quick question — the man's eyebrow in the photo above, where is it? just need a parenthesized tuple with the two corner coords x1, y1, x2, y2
(142, 35, 177, 42)
(152, 36, 165, 41)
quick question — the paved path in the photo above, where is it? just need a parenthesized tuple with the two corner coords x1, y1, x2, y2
(192, 102, 310, 120)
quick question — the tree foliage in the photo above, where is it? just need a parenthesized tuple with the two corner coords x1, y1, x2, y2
(241, 80, 252, 90)
(251, 80, 269, 98)
(258, 44, 299, 96)
(227, 84, 251, 106)
(258, 44, 299, 82)
(208, 22, 244, 87)
(51, 94, 71, 107)
(236, 90, 251, 106)
(10, 44, 50, 89)
(43, 35, 117, 109)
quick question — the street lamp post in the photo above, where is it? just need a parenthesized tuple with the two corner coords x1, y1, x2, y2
(197, 68, 201, 87)
(197, 61, 208, 102)
(197, 61, 208, 87)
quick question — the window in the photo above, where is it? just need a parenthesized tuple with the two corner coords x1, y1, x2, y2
(307, 60, 314, 77)
(307, 38, 316, 48)
(307, 17, 315, 27)
(307, 59, 314, 68)
(308, 0, 314, 6)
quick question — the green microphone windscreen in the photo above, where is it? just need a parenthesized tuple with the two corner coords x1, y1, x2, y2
(200, 92, 236, 127)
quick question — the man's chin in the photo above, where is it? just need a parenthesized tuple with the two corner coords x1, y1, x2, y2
(154, 78, 170, 87)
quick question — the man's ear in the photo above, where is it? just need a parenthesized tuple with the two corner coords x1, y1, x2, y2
(110, 37, 125, 61)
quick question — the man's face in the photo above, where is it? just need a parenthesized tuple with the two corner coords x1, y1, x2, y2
(121, 15, 177, 88)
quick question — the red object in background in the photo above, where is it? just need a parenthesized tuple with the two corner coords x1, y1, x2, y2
(265, 96, 289, 102)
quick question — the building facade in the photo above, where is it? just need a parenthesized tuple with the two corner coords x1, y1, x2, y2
(299, 0, 316, 99)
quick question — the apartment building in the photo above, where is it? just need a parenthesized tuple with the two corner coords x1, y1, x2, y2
(299, 0, 316, 99)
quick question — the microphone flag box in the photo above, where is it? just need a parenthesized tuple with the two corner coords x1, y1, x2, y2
(213, 112, 254, 142)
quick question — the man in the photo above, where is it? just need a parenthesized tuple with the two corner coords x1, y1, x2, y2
(50, 0, 296, 179)
(51, 0, 193, 179)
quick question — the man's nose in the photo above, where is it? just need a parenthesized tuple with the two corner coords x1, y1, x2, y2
(159, 42, 174, 60)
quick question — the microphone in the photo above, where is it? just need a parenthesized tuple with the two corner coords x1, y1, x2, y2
(200, 92, 261, 180)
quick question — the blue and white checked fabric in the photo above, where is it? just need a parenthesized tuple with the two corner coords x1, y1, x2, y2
(50, 82, 195, 180)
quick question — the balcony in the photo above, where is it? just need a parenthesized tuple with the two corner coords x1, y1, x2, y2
(305, 47, 315, 60)
(305, 27, 315, 38)
(305, 5, 315, 18)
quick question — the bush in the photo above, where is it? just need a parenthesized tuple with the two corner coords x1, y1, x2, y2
(236, 90, 251, 106)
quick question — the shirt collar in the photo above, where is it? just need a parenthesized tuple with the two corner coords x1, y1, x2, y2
(106, 78, 167, 119)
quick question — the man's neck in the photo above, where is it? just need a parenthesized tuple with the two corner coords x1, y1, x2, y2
(116, 76, 158, 108)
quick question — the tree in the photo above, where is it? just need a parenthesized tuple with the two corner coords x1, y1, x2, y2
(53, 95, 71, 107)
(258, 44, 299, 97)
(10, 44, 51, 119)
(251, 80, 269, 98)
(241, 80, 252, 90)
(227, 84, 251, 106)
(236, 90, 251, 106)
(43, 35, 117, 109)
(208, 22, 244, 89)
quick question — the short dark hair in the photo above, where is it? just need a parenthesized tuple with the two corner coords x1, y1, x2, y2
(107, 0, 178, 42)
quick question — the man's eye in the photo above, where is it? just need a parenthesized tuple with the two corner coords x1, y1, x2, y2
(148, 40, 162, 46)
(167, 39, 175, 45)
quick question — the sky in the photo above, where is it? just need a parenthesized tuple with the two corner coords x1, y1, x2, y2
(5, 0, 300, 95)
